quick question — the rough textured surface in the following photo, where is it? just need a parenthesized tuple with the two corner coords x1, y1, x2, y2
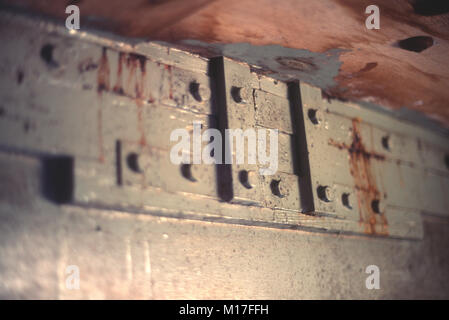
(1, 10, 446, 240)
(0, 3, 449, 300)
(1, 152, 449, 299)
(1, 0, 449, 127)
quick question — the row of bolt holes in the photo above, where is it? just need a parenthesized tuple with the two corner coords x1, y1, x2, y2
(39, 43, 442, 163)
(127, 87, 270, 196)
(190, 83, 244, 103)
(181, 160, 378, 210)
(129, 153, 377, 209)
(127, 155, 285, 198)
(308, 109, 392, 151)
(180, 162, 381, 209)
(181, 166, 286, 198)
(181, 166, 285, 198)
(309, 108, 449, 168)
(195, 83, 449, 171)
(318, 186, 381, 214)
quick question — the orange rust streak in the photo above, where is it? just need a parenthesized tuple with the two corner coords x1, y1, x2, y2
(96, 48, 110, 163)
(328, 119, 388, 235)
(113, 52, 125, 95)
(97, 48, 110, 93)
(129, 54, 148, 147)
(164, 65, 173, 100)
(126, 55, 137, 95)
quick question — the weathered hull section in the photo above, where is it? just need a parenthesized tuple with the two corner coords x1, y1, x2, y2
(0, 10, 448, 299)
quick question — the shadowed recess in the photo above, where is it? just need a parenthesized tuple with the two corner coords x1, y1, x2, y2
(397, 36, 434, 53)
(411, 0, 449, 16)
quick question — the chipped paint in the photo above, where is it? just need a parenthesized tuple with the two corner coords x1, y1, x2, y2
(181, 41, 345, 90)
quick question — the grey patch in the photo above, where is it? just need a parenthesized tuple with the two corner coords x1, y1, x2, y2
(180, 40, 345, 89)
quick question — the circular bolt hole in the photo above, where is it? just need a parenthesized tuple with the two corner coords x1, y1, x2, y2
(239, 170, 254, 189)
(40, 44, 59, 67)
(342, 193, 352, 209)
(397, 36, 434, 53)
(444, 154, 449, 170)
(231, 86, 244, 103)
(381, 135, 391, 151)
(181, 164, 196, 182)
(308, 109, 319, 125)
(270, 179, 284, 198)
(189, 81, 202, 102)
(371, 199, 381, 214)
(317, 185, 333, 202)
(126, 153, 141, 173)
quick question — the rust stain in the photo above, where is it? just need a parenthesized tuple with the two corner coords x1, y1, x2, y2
(126, 54, 138, 94)
(7, 0, 449, 127)
(99, 50, 150, 148)
(96, 50, 149, 160)
(128, 54, 148, 147)
(96, 48, 110, 163)
(113, 52, 126, 95)
(329, 118, 388, 235)
(164, 64, 173, 100)
(97, 48, 110, 93)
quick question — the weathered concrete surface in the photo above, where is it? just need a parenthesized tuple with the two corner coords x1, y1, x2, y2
(1, 152, 448, 299)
